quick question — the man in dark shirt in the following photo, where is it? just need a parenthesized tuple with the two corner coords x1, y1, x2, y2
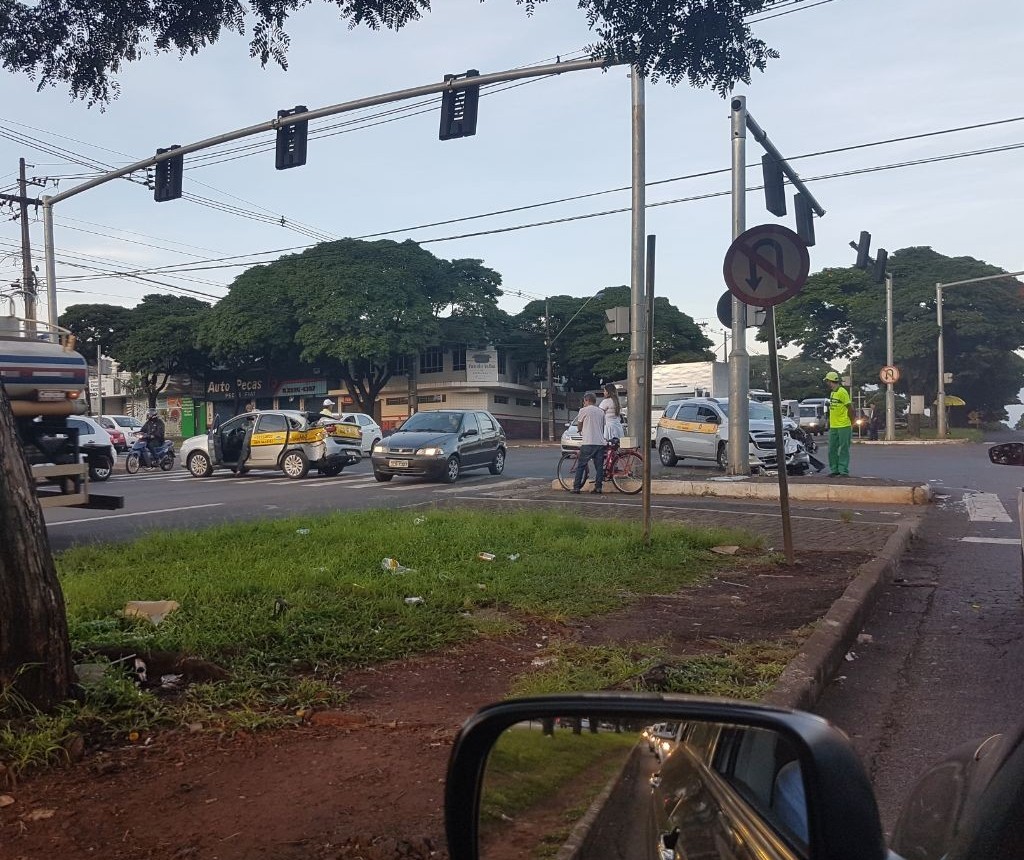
(139, 409, 165, 467)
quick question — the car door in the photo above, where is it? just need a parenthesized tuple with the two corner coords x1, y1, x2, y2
(695, 405, 722, 460)
(672, 404, 703, 459)
(475, 412, 500, 463)
(250, 412, 289, 468)
(458, 412, 484, 466)
(214, 415, 249, 466)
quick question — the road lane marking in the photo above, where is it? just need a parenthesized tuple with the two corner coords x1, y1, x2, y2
(964, 493, 1012, 522)
(46, 503, 223, 526)
(959, 537, 1021, 545)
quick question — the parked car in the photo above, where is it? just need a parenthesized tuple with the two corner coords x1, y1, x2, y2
(338, 412, 383, 456)
(101, 414, 144, 449)
(67, 414, 118, 481)
(316, 415, 363, 472)
(180, 410, 336, 479)
(655, 397, 810, 474)
(561, 412, 630, 452)
(94, 416, 127, 451)
(370, 409, 506, 483)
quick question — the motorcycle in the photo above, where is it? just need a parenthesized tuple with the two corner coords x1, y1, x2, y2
(125, 435, 176, 474)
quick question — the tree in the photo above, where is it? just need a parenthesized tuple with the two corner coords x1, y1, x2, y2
(58, 303, 132, 363)
(117, 295, 212, 408)
(749, 353, 833, 402)
(514, 286, 712, 392)
(766, 248, 1024, 425)
(0, 383, 73, 710)
(1, 0, 780, 105)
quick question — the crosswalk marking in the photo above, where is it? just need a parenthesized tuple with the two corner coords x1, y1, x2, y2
(964, 492, 1012, 522)
(959, 537, 1021, 545)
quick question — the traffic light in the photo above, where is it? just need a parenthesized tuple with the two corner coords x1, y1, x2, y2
(153, 145, 183, 202)
(794, 193, 815, 247)
(605, 306, 629, 335)
(439, 70, 480, 140)
(873, 248, 888, 283)
(853, 231, 871, 269)
(761, 154, 786, 217)
(275, 105, 309, 170)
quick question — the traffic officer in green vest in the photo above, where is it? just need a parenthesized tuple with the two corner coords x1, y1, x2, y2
(824, 371, 852, 477)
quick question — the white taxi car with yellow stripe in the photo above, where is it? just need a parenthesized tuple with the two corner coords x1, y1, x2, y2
(655, 397, 810, 474)
(181, 410, 356, 479)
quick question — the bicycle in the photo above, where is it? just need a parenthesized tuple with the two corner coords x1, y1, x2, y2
(556, 440, 644, 495)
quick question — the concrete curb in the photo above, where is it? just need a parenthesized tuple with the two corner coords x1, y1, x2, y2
(548, 478, 933, 505)
(762, 517, 922, 711)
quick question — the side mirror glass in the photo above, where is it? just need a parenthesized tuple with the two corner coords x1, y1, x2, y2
(445, 696, 887, 860)
(462, 428, 479, 439)
(989, 442, 1024, 466)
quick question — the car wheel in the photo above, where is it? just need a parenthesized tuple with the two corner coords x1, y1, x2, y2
(281, 450, 310, 479)
(320, 461, 344, 477)
(88, 455, 113, 482)
(187, 451, 213, 478)
(443, 455, 461, 484)
(125, 452, 141, 475)
(373, 470, 393, 482)
(658, 439, 678, 467)
(717, 442, 728, 470)
(488, 448, 506, 475)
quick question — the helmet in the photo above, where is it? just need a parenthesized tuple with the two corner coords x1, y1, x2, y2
(323, 398, 335, 407)
(824, 371, 841, 382)
(147, 408, 158, 417)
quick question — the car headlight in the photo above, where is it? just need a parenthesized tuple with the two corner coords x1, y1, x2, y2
(372, 443, 387, 454)
(416, 446, 444, 456)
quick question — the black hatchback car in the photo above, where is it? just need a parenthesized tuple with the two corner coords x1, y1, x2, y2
(370, 409, 506, 483)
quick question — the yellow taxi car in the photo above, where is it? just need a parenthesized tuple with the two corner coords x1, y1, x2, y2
(181, 410, 356, 479)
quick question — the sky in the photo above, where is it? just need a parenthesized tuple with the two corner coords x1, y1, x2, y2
(1, 0, 1022, 376)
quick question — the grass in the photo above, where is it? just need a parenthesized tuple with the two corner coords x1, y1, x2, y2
(3, 509, 764, 781)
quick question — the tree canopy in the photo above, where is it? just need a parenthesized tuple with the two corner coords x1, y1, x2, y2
(749, 352, 833, 402)
(764, 247, 1024, 423)
(1, 0, 780, 104)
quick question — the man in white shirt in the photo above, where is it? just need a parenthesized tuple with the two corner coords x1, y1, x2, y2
(572, 392, 607, 494)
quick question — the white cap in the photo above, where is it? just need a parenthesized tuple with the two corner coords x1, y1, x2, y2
(323, 398, 335, 407)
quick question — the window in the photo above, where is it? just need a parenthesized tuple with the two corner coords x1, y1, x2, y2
(392, 355, 408, 375)
(420, 347, 443, 374)
(497, 351, 506, 375)
(697, 406, 720, 424)
(493, 395, 509, 405)
(462, 412, 480, 434)
(516, 398, 539, 407)
(256, 413, 288, 433)
(452, 348, 466, 371)
(385, 397, 408, 406)
(419, 394, 447, 404)
(477, 413, 496, 433)
(663, 404, 680, 421)
(678, 405, 700, 423)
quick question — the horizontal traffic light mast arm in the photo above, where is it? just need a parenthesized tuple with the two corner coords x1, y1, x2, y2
(46, 56, 621, 206)
(745, 111, 826, 218)
(940, 270, 1024, 289)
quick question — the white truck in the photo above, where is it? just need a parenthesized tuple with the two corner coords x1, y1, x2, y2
(2, 311, 123, 510)
(644, 361, 730, 442)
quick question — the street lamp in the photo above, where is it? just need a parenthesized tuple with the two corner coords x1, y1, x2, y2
(936, 269, 1024, 436)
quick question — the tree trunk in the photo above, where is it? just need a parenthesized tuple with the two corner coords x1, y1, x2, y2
(0, 383, 74, 710)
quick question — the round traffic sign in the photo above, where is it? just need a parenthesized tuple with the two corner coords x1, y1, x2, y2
(879, 365, 900, 384)
(723, 224, 810, 308)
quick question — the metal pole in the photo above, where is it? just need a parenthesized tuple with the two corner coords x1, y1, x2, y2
(627, 70, 646, 455)
(546, 299, 555, 442)
(42, 196, 58, 341)
(728, 97, 749, 476)
(18, 158, 36, 333)
(885, 272, 895, 441)
(766, 307, 794, 564)
(936, 282, 946, 437)
(642, 235, 656, 545)
(97, 341, 104, 416)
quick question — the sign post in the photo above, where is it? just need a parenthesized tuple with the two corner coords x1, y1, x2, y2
(723, 223, 810, 565)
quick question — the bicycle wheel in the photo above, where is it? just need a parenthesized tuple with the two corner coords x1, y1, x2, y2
(611, 450, 644, 494)
(557, 452, 590, 491)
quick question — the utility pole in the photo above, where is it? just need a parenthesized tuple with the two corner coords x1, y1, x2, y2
(546, 298, 555, 442)
(627, 69, 647, 448)
(18, 158, 36, 332)
(727, 97, 750, 476)
(885, 272, 895, 441)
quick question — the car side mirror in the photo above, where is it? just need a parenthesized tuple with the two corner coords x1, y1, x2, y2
(989, 442, 1024, 466)
(462, 428, 479, 439)
(445, 694, 887, 860)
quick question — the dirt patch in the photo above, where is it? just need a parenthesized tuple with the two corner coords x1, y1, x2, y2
(1, 552, 867, 860)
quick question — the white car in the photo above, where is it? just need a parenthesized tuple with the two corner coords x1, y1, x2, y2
(67, 415, 118, 481)
(338, 412, 383, 456)
(101, 414, 144, 448)
(560, 413, 630, 452)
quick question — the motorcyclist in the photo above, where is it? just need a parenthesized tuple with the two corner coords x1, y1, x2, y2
(139, 409, 165, 468)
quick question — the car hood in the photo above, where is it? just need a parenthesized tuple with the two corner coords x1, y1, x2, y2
(180, 435, 209, 456)
(382, 431, 455, 448)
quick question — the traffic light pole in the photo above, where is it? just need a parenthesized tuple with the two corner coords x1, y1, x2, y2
(727, 97, 749, 476)
(37, 55, 621, 332)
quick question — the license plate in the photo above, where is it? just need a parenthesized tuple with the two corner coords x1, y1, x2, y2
(388, 459, 409, 468)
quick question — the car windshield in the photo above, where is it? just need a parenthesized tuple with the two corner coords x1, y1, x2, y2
(714, 400, 774, 420)
(112, 416, 142, 428)
(799, 406, 818, 416)
(400, 411, 465, 433)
